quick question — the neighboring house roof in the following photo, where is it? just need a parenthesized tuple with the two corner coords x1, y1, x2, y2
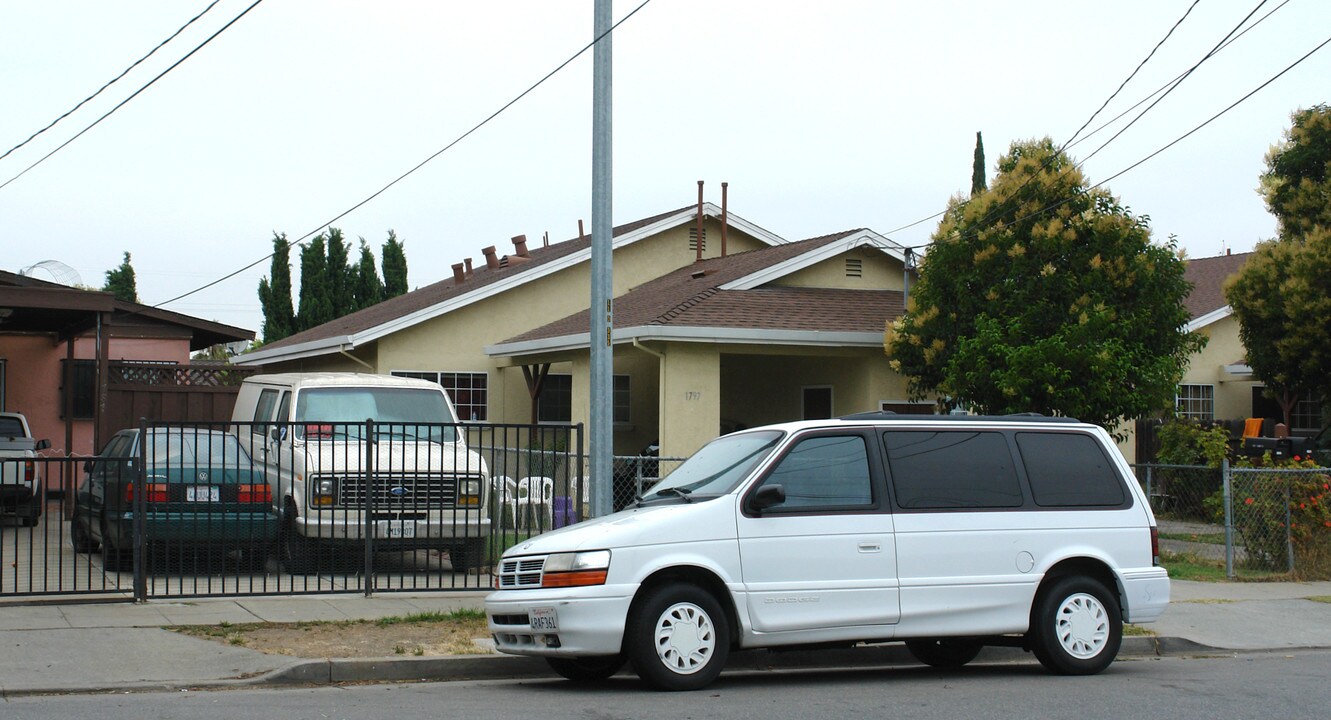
(0, 270, 252, 349)
(238, 204, 788, 366)
(1182, 251, 1252, 332)
(487, 229, 906, 358)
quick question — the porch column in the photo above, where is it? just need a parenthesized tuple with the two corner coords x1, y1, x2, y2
(659, 344, 720, 460)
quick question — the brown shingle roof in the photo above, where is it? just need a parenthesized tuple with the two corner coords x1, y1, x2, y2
(1184, 251, 1252, 319)
(500, 230, 904, 346)
(258, 207, 692, 350)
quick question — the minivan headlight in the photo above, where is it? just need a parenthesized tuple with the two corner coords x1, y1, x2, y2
(541, 550, 611, 588)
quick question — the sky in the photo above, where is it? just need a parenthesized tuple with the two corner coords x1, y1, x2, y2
(2, 1, 1328, 338)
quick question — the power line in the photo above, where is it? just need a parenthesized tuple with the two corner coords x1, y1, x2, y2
(0, 0, 224, 164)
(153, 0, 655, 311)
(0, 0, 266, 192)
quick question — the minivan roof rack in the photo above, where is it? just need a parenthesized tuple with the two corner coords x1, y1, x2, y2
(837, 411, 1080, 424)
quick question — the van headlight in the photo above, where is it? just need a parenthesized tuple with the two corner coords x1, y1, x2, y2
(459, 478, 482, 507)
(311, 477, 336, 506)
(541, 550, 610, 588)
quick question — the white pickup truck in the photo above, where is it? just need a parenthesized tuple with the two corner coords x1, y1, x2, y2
(1, 412, 50, 527)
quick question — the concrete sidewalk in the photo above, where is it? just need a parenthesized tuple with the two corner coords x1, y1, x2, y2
(3, 580, 1331, 696)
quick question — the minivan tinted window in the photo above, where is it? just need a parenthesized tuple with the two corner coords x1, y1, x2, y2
(758, 434, 873, 510)
(884, 430, 1023, 509)
(1017, 432, 1126, 507)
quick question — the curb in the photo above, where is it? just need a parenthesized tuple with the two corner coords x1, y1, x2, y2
(0, 636, 1245, 697)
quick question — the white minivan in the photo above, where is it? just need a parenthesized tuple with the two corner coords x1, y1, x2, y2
(232, 372, 490, 572)
(486, 413, 1169, 691)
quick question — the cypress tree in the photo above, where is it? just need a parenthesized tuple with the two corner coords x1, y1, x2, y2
(971, 131, 987, 196)
(354, 239, 384, 310)
(325, 227, 354, 318)
(257, 233, 295, 342)
(296, 234, 332, 330)
(382, 230, 408, 298)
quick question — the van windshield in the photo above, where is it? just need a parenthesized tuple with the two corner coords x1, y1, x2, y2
(294, 387, 458, 443)
(645, 430, 782, 500)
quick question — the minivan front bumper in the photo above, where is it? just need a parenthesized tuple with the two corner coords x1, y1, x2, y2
(486, 586, 635, 656)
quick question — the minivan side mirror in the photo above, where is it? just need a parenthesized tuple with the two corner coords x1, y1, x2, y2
(751, 484, 786, 512)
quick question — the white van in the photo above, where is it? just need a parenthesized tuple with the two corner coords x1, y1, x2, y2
(232, 373, 489, 572)
(486, 413, 1169, 691)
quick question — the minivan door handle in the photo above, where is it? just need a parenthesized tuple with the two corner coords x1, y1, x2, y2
(858, 542, 881, 553)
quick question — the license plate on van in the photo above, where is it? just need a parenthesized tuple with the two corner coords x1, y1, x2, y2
(377, 520, 416, 539)
(530, 607, 558, 631)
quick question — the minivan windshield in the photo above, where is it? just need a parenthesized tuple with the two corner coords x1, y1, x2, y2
(644, 430, 782, 500)
(294, 387, 459, 443)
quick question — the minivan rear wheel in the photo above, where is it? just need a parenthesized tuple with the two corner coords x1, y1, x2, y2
(905, 638, 984, 669)
(1030, 576, 1122, 675)
(626, 583, 729, 691)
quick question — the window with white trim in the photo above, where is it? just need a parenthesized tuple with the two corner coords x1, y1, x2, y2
(392, 371, 488, 421)
(1175, 384, 1214, 422)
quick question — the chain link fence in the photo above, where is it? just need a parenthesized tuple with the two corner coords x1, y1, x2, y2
(1134, 462, 1331, 578)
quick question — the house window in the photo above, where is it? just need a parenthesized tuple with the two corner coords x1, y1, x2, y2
(1292, 394, 1323, 431)
(537, 374, 630, 424)
(60, 359, 97, 419)
(845, 258, 863, 278)
(1175, 384, 1214, 422)
(392, 371, 488, 421)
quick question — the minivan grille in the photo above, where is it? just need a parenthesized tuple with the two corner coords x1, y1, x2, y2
(325, 474, 472, 509)
(498, 556, 546, 589)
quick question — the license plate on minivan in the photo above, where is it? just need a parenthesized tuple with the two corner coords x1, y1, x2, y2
(530, 607, 558, 631)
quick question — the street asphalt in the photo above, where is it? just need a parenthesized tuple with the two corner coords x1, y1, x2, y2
(2, 579, 1331, 697)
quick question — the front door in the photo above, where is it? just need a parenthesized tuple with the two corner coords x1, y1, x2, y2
(736, 430, 899, 633)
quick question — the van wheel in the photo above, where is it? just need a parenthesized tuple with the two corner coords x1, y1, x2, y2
(450, 539, 486, 573)
(280, 527, 318, 573)
(546, 655, 625, 682)
(1030, 576, 1122, 675)
(905, 638, 984, 669)
(626, 584, 729, 691)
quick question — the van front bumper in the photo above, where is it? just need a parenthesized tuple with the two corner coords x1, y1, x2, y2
(486, 586, 635, 657)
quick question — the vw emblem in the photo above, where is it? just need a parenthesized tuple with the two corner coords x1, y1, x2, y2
(197, 471, 208, 482)
(389, 486, 408, 497)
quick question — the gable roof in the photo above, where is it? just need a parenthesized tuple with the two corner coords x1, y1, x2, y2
(1182, 251, 1252, 331)
(0, 270, 253, 349)
(487, 230, 906, 358)
(237, 204, 786, 366)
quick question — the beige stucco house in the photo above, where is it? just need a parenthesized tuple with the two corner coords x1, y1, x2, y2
(236, 204, 915, 460)
(1175, 251, 1323, 434)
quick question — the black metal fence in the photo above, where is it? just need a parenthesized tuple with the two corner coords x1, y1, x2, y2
(1, 420, 587, 600)
(1135, 462, 1331, 579)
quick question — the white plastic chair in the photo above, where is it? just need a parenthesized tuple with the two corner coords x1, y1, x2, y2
(492, 476, 518, 530)
(517, 476, 555, 530)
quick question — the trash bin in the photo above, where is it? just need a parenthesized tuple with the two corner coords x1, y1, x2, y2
(552, 495, 578, 528)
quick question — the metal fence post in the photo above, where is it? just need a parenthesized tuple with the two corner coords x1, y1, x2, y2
(1285, 474, 1295, 574)
(363, 418, 375, 597)
(1223, 459, 1234, 580)
(1144, 465, 1153, 508)
(133, 418, 147, 602)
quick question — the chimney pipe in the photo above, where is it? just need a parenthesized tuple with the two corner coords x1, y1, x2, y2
(464, 258, 474, 277)
(543, 231, 549, 248)
(451, 263, 466, 284)
(512, 234, 529, 258)
(721, 181, 729, 258)
(695, 180, 704, 262)
(578, 219, 585, 240)
(483, 245, 499, 269)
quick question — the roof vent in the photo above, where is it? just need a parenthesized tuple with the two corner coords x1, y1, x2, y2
(451, 263, 466, 284)
(691, 269, 706, 279)
(512, 235, 529, 258)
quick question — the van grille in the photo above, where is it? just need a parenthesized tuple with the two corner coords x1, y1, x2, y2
(324, 474, 475, 509)
(498, 556, 546, 589)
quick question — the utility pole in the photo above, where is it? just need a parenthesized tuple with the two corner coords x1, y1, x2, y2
(590, 0, 613, 518)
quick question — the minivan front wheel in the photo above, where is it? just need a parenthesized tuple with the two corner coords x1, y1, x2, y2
(1030, 576, 1122, 675)
(626, 583, 729, 691)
